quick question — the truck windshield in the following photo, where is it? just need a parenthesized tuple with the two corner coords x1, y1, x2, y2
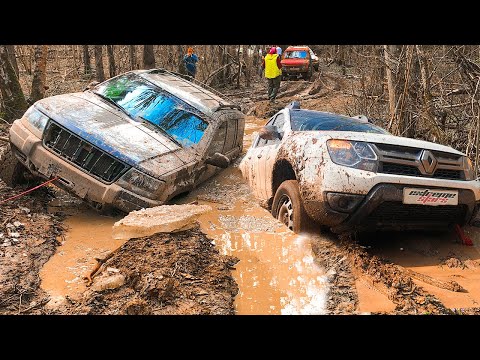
(93, 73, 208, 147)
(290, 110, 390, 134)
(284, 51, 308, 59)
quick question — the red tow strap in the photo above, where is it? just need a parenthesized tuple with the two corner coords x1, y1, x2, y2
(454, 224, 474, 246)
(0, 176, 59, 205)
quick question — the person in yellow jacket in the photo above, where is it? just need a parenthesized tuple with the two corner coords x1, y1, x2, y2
(262, 47, 283, 103)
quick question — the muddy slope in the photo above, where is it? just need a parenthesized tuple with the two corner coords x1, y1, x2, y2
(0, 182, 64, 314)
(52, 227, 239, 315)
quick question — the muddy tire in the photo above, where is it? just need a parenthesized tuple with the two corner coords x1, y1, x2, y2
(271, 180, 314, 233)
(0, 144, 29, 187)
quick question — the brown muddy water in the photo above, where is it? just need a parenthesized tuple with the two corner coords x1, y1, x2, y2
(39, 115, 329, 314)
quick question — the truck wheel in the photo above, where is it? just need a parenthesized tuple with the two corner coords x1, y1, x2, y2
(0, 145, 29, 187)
(271, 180, 314, 233)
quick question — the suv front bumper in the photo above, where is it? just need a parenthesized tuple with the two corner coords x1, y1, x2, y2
(9, 120, 163, 213)
(329, 183, 478, 233)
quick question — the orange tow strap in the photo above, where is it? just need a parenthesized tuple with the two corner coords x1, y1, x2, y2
(0, 176, 59, 205)
(454, 224, 474, 246)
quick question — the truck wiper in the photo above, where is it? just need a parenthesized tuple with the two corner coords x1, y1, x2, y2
(92, 92, 132, 118)
(137, 116, 183, 147)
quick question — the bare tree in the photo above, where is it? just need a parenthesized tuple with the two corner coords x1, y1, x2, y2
(384, 45, 400, 131)
(0, 45, 28, 122)
(129, 45, 137, 70)
(177, 45, 185, 74)
(5, 45, 19, 78)
(94, 45, 105, 82)
(30, 45, 48, 103)
(107, 45, 116, 77)
(143, 45, 155, 69)
(83, 45, 92, 76)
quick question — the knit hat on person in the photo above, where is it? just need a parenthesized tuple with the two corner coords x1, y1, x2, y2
(269, 47, 277, 54)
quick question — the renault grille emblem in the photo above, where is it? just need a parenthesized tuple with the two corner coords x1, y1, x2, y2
(420, 150, 437, 175)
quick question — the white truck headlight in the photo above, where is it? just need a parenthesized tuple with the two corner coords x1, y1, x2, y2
(327, 139, 378, 172)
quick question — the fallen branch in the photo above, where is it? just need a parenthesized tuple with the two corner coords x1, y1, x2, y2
(399, 266, 465, 292)
(0, 117, 11, 125)
(84, 251, 116, 286)
(20, 297, 50, 314)
(205, 62, 234, 85)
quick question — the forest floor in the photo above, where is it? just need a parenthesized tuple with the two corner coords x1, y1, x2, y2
(1, 65, 480, 315)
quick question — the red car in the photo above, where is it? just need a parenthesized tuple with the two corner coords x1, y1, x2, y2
(281, 46, 319, 80)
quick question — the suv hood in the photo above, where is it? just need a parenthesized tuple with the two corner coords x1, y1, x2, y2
(298, 131, 465, 156)
(35, 92, 188, 174)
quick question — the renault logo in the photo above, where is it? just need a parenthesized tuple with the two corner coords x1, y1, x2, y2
(420, 150, 437, 174)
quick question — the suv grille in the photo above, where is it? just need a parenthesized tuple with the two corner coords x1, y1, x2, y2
(366, 201, 467, 224)
(374, 143, 465, 180)
(43, 121, 130, 183)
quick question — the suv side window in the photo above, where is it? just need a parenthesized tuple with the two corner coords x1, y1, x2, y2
(255, 113, 285, 148)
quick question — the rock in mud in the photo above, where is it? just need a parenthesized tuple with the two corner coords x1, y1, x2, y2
(45, 295, 69, 310)
(445, 257, 463, 269)
(112, 204, 212, 240)
(91, 274, 126, 292)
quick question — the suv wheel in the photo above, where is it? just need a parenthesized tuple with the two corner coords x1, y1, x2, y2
(271, 180, 313, 233)
(302, 64, 313, 81)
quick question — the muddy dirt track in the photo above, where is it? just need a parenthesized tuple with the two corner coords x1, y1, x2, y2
(2, 72, 480, 315)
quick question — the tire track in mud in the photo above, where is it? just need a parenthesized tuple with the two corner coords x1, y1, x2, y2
(310, 232, 480, 315)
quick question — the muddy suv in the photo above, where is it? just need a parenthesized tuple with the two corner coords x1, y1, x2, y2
(281, 46, 319, 80)
(240, 102, 480, 234)
(3, 69, 245, 213)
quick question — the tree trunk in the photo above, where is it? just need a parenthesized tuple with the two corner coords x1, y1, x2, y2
(143, 45, 155, 69)
(107, 45, 116, 77)
(415, 45, 443, 141)
(236, 46, 242, 88)
(129, 45, 137, 70)
(30, 45, 48, 103)
(384, 45, 400, 131)
(5, 45, 19, 78)
(0, 45, 28, 122)
(177, 45, 185, 74)
(94, 45, 105, 82)
(83, 45, 91, 75)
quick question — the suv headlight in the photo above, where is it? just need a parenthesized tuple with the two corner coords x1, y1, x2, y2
(327, 139, 378, 172)
(463, 156, 475, 180)
(118, 168, 165, 198)
(24, 106, 49, 133)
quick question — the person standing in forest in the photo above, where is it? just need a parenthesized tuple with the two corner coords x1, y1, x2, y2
(262, 47, 282, 103)
(276, 46, 282, 57)
(183, 47, 199, 79)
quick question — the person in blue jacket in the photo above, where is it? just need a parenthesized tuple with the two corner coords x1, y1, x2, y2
(183, 47, 199, 79)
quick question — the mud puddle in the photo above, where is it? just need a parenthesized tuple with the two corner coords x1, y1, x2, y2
(174, 165, 329, 314)
(40, 193, 124, 303)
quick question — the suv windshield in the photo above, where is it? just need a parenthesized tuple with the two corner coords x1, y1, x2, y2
(290, 110, 390, 134)
(284, 50, 308, 59)
(93, 73, 208, 147)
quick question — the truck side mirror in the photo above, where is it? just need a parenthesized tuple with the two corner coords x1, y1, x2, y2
(205, 152, 230, 168)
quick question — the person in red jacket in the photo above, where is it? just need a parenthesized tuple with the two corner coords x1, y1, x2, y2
(262, 47, 282, 103)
